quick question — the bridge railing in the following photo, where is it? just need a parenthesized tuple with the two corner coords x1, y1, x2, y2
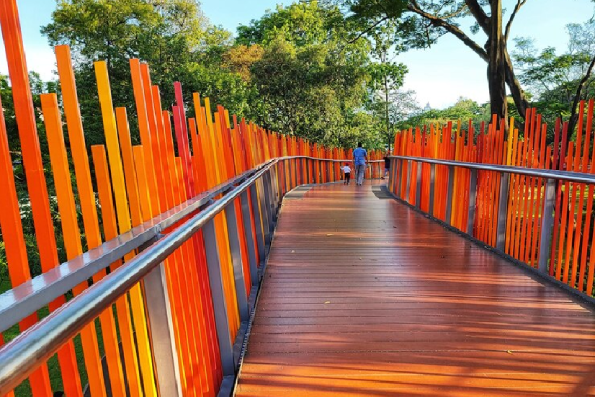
(0, 155, 385, 396)
(388, 155, 595, 301)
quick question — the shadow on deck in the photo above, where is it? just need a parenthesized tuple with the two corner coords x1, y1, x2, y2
(236, 181, 595, 397)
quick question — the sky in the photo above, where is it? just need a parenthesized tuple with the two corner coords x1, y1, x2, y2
(0, 0, 593, 110)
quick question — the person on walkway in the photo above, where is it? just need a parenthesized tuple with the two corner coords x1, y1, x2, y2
(352, 143, 367, 186)
(342, 162, 352, 185)
(382, 150, 390, 179)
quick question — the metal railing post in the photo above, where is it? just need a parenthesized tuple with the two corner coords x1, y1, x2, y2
(467, 169, 478, 235)
(405, 160, 412, 202)
(429, 164, 436, 217)
(415, 161, 422, 208)
(263, 171, 275, 230)
(397, 159, 403, 198)
(273, 163, 281, 208)
(301, 158, 306, 185)
(203, 219, 235, 376)
(225, 204, 250, 322)
(240, 190, 259, 285)
(392, 160, 398, 193)
(280, 160, 287, 196)
(249, 183, 266, 265)
(538, 178, 556, 273)
(256, 178, 271, 248)
(317, 158, 321, 183)
(144, 263, 183, 397)
(224, 203, 250, 322)
(496, 172, 510, 251)
(445, 165, 455, 225)
(388, 161, 394, 193)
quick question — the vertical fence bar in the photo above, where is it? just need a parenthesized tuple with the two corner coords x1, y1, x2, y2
(496, 172, 510, 251)
(280, 160, 287, 197)
(268, 171, 276, 227)
(415, 161, 422, 208)
(271, 163, 280, 210)
(396, 159, 403, 198)
(388, 160, 394, 193)
(144, 262, 183, 397)
(249, 183, 265, 265)
(467, 169, 478, 235)
(301, 158, 307, 185)
(445, 165, 455, 225)
(240, 190, 258, 285)
(405, 160, 412, 202)
(224, 203, 249, 322)
(257, 178, 271, 248)
(202, 219, 235, 376)
(265, 170, 276, 224)
(429, 163, 436, 217)
(538, 178, 556, 273)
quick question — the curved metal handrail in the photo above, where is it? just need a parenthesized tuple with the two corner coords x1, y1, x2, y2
(0, 154, 383, 394)
(389, 155, 595, 184)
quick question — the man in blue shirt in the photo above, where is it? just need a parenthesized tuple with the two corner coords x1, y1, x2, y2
(352, 143, 368, 186)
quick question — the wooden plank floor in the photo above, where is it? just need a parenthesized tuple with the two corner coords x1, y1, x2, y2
(235, 181, 595, 396)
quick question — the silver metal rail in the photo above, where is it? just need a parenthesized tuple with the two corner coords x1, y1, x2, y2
(387, 154, 593, 279)
(0, 159, 274, 333)
(0, 154, 382, 396)
(389, 155, 595, 184)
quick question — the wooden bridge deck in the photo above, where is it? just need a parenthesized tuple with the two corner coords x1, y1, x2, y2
(235, 181, 595, 396)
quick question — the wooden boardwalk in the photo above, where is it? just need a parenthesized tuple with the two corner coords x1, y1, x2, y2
(235, 181, 595, 397)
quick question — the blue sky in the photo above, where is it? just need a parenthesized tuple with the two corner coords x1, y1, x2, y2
(0, 0, 593, 109)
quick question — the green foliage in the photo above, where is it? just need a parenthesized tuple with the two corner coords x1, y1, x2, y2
(235, 0, 402, 148)
(41, 0, 240, 141)
(512, 20, 595, 134)
(399, 97, 491, 134)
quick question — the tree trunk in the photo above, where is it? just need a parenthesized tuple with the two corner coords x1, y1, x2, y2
(504, 47, 529, 121)
(568, 54, 595, 136)
(487, 0, 508, 127)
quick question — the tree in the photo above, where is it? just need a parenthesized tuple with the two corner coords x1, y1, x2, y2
(366, 60, 413, 147)
(513, 20, 595, 134)
(363, 19, 410, 149)
(236, 1, 383, 147)
(329, 0, 538, 126)
(41, 0, 243, 145)
(399, 97, 490, 131)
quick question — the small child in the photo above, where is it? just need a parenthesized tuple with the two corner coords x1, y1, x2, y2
(342, 162, 352, 185)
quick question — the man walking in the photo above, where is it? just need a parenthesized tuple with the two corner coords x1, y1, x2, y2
(352, 143, 367, 186)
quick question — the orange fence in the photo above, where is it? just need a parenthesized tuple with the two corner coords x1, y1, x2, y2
(390, 102, 595, 298)
(0, 1, 383, 396)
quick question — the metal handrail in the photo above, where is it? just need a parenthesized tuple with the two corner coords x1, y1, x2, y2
(0, 160, 276, 392)
(0, 154, 381, 394)
(386, 153, 595, 280)
(389, 155, 595, 184)
(0, 155, 381, 332)
(0, 158, 274, 333)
